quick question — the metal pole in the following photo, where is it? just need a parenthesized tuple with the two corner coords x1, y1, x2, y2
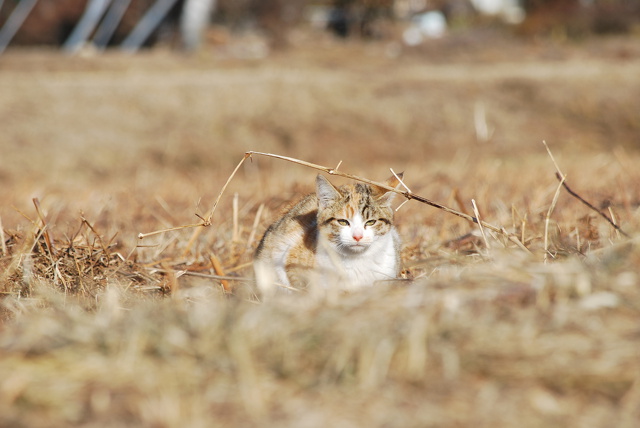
(63, 0, 112, 53)
(120, 0, 179, 53)
(93, 0, 132, 50)
(0, 0, 39, 55)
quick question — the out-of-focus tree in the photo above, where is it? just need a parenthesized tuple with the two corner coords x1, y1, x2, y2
(215, 0, 308, 48)
(325, 0, 394, 39)
(519, 0, 640, 37)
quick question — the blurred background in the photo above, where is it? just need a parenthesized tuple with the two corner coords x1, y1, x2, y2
(1, 6, 640, 428)
(1, 0, 639, 53)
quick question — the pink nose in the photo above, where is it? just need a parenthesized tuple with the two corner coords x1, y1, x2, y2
(353, 231, 363, 241)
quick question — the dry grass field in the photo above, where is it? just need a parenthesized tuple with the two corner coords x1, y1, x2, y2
(1, 31, 640, 427)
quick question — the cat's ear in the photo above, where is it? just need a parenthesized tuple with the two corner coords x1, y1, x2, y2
(316, 175, 341, 209)
(373, 172, 404, 205)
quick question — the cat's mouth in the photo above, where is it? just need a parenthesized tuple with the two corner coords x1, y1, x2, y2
(346, 243, 368, 252)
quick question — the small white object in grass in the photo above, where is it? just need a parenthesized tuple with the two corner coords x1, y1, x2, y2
(529, 388, 562, 415)
(443, 292, 461, 313)
(616, 271, 637, 288)
(579, 291, 619, 311)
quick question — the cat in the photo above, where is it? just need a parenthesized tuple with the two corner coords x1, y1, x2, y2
(254, 173, 403, 294)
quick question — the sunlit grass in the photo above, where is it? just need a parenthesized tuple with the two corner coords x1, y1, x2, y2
(1, 36, 640, 427)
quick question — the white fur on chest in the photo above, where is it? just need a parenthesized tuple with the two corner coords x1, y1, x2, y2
(315, 229, 399, 290)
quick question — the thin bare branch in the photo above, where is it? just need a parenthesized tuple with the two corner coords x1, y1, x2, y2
(554, 172, 630, 238)
(544, 141, 630, 238)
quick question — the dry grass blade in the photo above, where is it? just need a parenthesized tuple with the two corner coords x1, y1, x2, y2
(138, 155, 253, 244)
(81, 215, 111, 258)
(32, 198, 53, 257)
(156, 269, 251, 282)
(232, 193, 240, 243)
(209, 254, 231, 292)
(544, 174, 565, 263)
(609, 207, 621, 240)
(138, 222, 204, 240)
(246, 203, 265, 249)
(161, 261, 180, 297)
(390, 168, 411, 212)
(204, 153, 252, 225)
(179, 153, 252, 256)
(390, 168, 411, 193)
(472, 199, 491, 250)
(0, 215, 6, 256)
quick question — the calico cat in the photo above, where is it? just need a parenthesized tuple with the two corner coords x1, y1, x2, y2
(254, 173, 402, 293)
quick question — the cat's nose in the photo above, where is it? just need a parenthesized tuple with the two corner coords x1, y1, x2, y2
(352, 229, 363, 241)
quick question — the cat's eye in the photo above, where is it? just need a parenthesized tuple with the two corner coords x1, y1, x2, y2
(336, 219, 350, 226)
(365, 219, 377, 227)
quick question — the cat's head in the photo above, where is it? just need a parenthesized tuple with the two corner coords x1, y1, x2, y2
(315, 173, 402, 255)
